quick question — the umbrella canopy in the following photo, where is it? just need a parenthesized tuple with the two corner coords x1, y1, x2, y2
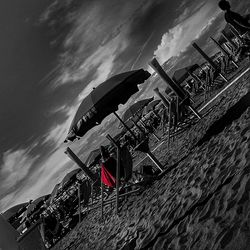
(172, 64, 199, 84)
(85, 148, 102, 167)
(65, 69, 151, 142)
(121, 97, 154, 123)
(61, 168, 81, 187)
(144, 99, 161, 114)
(2, 202, 28, 220)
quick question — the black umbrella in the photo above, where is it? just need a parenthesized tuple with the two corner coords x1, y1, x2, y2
(65, 69, 151, 142)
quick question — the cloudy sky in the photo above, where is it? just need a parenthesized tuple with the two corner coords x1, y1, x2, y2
(0, 0, 249, 212)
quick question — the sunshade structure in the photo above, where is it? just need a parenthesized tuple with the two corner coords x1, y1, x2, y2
(172, 64, 199, 84)
(2, 202, 28, 221)
(120, 97, 154, 128)
(65, 69, 151, 142)
(61, 168, 81, 188)
(143, 99, 161, 114)
(84, 146, 110, 167)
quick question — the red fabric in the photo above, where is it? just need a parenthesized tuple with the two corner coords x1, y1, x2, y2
(101, 164, 116, 187)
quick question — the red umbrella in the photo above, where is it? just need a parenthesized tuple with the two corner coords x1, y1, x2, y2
(65, 69, 151, 142)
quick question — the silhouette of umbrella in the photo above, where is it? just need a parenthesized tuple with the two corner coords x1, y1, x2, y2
(172, 64, 199, 84)
(65, 69, 151, 142)
(144, 99, 161, 114)
(85, 148, 103, 167)
(121, 97, 154, 125)
(61, 168, 81, 187)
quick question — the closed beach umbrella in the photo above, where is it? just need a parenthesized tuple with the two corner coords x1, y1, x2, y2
(65, 69, 151, 142)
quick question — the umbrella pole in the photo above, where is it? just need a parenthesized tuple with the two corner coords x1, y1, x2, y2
(78, 183, 81, 223)
(101, 175, 104, 219)
(113, 111, 137, 141)
(106, 134, 121, 215)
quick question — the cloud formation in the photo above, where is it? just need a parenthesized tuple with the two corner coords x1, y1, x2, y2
(154, 2, 220, 64)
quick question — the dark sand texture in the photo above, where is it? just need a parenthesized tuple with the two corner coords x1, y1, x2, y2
(52, 65, 250, 250)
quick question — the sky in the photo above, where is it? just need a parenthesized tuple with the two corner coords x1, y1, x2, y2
(0, 0, 249, 212)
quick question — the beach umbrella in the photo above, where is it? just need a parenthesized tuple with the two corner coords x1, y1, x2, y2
(121, 97, 154, 124)
(65, 69, 151, 142)
(143, 99, 161, 114)
(172, 64, 199, 84)
(85, 148, 102, 167)
(61, 168, 81, 187)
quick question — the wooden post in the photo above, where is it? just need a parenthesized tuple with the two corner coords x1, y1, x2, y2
(65, 147, 97, 183)
(210, 36, 239, 68)
(78, 183, 81, 223)
(149, 58, 187, 100)
(106, 134, 121, 215)
(192, 42, 228, 82)
(113, 111, 137, 141)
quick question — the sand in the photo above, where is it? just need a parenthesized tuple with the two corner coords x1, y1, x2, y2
(52, 63, 250, 250)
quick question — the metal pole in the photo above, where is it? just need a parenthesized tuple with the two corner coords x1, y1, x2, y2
(65, 147, 97, 183)
(78, 183, 81, 223)
(101, 175, 104, 219)
(106, 134, 121, 215)
(168, 101, 172, 147)
(113, 111, 137, 141)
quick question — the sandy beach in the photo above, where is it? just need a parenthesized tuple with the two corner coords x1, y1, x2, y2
(52, 64, 250, 250)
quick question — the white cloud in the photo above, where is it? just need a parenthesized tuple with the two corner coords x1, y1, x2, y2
(154, 2, 220, 64)
(0, 147, 74, 212)
(0, 149, 39, 190)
